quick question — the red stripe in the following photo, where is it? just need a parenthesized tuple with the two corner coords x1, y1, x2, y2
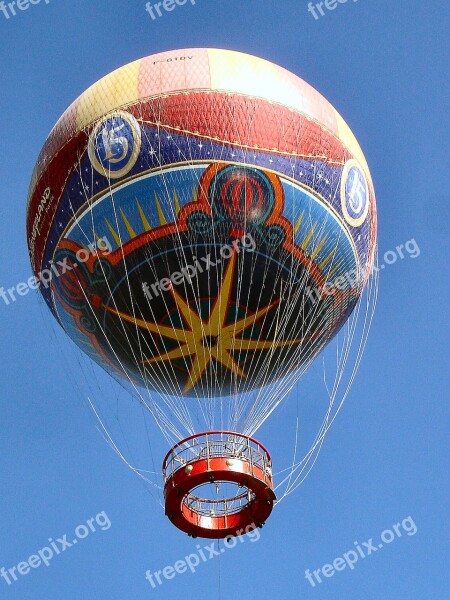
(131, 92, 349, 162)
(26, 132, 87, 275)
(27, 92, 351, 276)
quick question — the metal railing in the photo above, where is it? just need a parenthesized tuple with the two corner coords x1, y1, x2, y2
(163, 431, 273, 484)
(183, 485, 255, 518)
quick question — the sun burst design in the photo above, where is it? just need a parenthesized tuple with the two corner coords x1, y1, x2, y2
(103, 251, 304, 393)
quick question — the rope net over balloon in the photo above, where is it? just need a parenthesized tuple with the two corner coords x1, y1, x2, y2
(27, 49, 378, 536)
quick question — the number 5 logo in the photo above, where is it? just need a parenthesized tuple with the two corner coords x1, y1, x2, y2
(340, 160, 370, 227)
(88, 111, 142, 179)
(100, 122, 129, 163)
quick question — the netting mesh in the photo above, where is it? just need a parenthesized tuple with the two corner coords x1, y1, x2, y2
(27, 49, 377, 504)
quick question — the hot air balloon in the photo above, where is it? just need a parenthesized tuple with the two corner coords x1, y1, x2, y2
(26, 48, 377, 538)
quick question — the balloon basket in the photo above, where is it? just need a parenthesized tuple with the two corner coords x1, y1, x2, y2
(162, 431, 276, 538)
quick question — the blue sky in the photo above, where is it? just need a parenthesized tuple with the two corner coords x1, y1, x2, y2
(0, 1, 448, 598)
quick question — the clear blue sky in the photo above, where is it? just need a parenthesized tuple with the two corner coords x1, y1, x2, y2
(0, 1, 448, 598)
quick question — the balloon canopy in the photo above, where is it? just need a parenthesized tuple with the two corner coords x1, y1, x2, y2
(26, 48, 376, 403)
(27, 49, 377, 537)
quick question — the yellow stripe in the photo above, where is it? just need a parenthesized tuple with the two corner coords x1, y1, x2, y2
(76, 60, 141, 130)
(209, 49, 295, 110)
(310, 234, 328, 259)
(319, 248, 336, 270)
(294, 211, 304, 234)
(154, 192, 167, 226)
(301, 224, 316, 250)
(327, 261, 343, 279)
(137, 199, 151, 231)
(120, 209, 137, 239)
(334, 108, 370, 176)
(173, 188, 181, 214)
(104, 218, 121, 246)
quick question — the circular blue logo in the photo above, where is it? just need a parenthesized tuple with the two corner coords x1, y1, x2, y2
(88, 111, 141, 179)
(341, 160, 369, 227)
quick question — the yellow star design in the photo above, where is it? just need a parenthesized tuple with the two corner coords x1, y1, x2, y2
(103, 250, 304, 393)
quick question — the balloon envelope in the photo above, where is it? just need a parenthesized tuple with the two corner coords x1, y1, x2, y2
(27, 48, 377, 405)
